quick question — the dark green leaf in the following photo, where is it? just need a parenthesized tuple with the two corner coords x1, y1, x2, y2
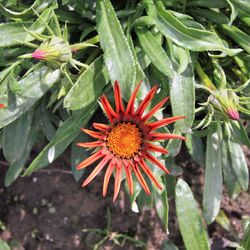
(4, 113, 39, 186)
(23, 103, 98, 176)
(71, 133, 89, 182)
(161, 240, 179, 250)
(3, 110, 33, 164)
(185, 134, 205, 165)
(175, 179, 210, 250)
(154, 177, 169, 232)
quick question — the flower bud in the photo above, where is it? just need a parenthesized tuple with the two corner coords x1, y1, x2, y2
(210, 89, 240, 121)
(32, 37, 72, 66)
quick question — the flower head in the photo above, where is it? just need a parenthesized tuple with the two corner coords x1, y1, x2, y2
(0, 104, 5, 108)
(77, 81, 185, 201)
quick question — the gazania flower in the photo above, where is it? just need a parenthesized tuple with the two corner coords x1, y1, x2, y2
(77, 81, 185, 201)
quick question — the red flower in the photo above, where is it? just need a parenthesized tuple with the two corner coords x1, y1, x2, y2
(0, 104, 5, 108)
(77, 81, 185, 201)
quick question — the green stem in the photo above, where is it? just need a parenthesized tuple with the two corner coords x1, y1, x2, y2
(85, 35, 99, 45)
(195, 62, 217, 91)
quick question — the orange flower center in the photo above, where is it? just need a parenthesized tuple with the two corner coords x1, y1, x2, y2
(106, 122, 142, 158)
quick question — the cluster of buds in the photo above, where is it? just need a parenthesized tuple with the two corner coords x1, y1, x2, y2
(195, 62, 250, 128)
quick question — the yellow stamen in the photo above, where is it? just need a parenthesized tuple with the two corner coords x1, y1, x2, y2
(106, 123, 142, 158)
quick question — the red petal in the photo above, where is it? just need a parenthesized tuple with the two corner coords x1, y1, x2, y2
(77, 150, 103, 170)
(145, 142, 169, 154)
(82, 155, 112, 187)
(77, 141, 103, 148)
(142, 97, 169, 122)
(81, 128, 105, 139)
(140, 159, 162, 190)
(103, 160, 115, 197)
(132, 163, 151, 195)
(135, 85, 157, 117)
(125, 81, 142, 115)
(147, 116, 185, 130)
(150, 133, 186, 141)
(114, 80, 124, 114)
(100, 95, 118, 122)
(93, 123, 110, 132)
(113, 160, 123, 202)
(124, 163, 133, 195)
(144, 152, 169, 174)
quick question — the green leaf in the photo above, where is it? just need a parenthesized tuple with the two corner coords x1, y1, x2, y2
(185, 134, 205, 165)
(0, 22, 31, 47)
(228, 135, 249, 190)
(226, 0, 239, 26)
(166, 128, 183, 157)
(238, 223, 250, 250)
(169, 50, 195, 133)
(0, 67, 60, 129)
(231, 121, 250, 148)
(144, 1, 241, 56)
(4, 111, 40, 186)
(64, 56, 109, 110)
(215, 210, 232, 232)
(23, 103, 98, 176)
(0, 239, 10, 250)
(3, 110, 33, 164)
(96, 0, 136, 100)
(0, 0, 54, 18)
(221, 137, 241, 198)
(186, 0, 228, 8)
(40, 109, 56, 141)
(203, 127, 223, 224)
(175, 179, 210, 250)
(135, 28, 174, 78)
(161, 240, 179, 250)
(71, 133, 89, 182)
(220, 25, 250, 54)
(0, 6, 55, 47)
(154, 177, 169, 232)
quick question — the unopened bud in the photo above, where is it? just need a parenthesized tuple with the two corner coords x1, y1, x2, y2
(227, 108, 240, 121)
(31, 37, 72, 66)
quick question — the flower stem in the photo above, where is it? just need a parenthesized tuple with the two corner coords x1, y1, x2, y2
(195, 62, 217, 91)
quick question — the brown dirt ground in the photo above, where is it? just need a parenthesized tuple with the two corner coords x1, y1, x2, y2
(0, 147, 249, 250)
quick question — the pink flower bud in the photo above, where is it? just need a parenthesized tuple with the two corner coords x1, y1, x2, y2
(32, 49, 46, 60)
(227, 108, 240, 121)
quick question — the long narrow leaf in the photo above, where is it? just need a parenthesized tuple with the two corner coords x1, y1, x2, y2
(203, 127, 223, 224)
(175, 179, 210, 250)
(96, 0, 136, 100)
